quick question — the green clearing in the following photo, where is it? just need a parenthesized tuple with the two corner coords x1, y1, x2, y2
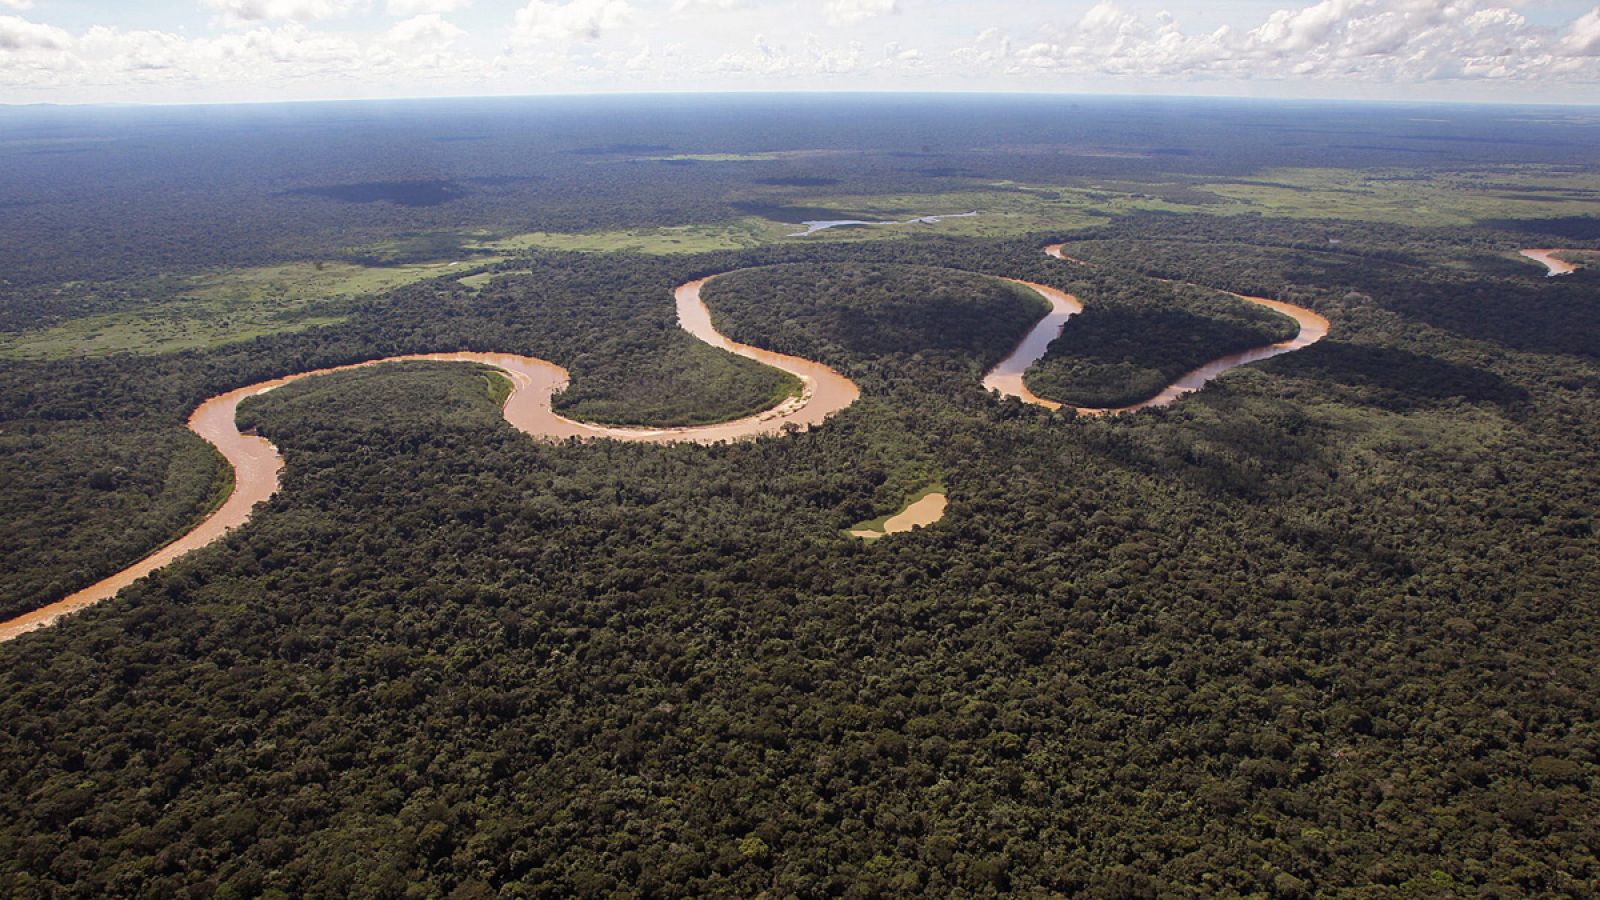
(457, 269, 532, 291)
(749, 165, 1600, 239)
(844, 481, 947, 539)
(477, 219, 792, 255)
(1195, 166, 1600, 226)
(0, 258, 485, 360)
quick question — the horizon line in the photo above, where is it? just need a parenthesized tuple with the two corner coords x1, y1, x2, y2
(4, 88, 1599, 113)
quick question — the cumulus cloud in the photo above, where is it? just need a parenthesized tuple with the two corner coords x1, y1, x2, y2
(384, 13, 465, 45)
(1000, 0, 1600, 84)
(824, 0, 897, 27)
(3, 0, 1599, 99)
(711, 33, 880, 76)
(0, 18, 488, 91)
(1564, 6, 1600, 56)
(202, 0, 357, 27)
(510, 0, 632, 46)
(386, 0, 472, 14)
(0, 14, 69, 51)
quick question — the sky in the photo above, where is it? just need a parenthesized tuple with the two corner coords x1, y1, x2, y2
(1, 0, 1598, 105)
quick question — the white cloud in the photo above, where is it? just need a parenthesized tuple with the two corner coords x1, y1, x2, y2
(671, 0, 740, 12)
(510, 0, 632, 46)
(0, 0, 35, 12)
(2, 0, 1598, 101)
(386, 0, 472, 15)
(384, 13, 465, 45)
(0, 14, 68, 51)
(994, 0, 1600, 84)
(202, 0, 357, 27)
(710, 33, 870, 76)
(1563, 7, 1600, 56)
(824, 0, 897, 27)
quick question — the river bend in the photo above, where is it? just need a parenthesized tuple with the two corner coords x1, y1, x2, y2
(0, 274, 858, 642)
(983, 244, 1330, 416)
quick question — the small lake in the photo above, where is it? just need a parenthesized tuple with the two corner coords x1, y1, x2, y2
(789, 211, 979, 237)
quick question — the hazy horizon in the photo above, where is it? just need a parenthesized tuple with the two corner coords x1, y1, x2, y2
(5, 88, 1600, 113)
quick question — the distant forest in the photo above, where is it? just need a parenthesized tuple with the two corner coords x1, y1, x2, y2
(4, 95, 1600, 288)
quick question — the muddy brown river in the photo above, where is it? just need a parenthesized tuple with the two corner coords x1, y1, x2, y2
(1520, 248, 1581, 277)
(6, 245, 1556, 641)
(983, 244, 1330, 416)
(0, 274, 859, 642)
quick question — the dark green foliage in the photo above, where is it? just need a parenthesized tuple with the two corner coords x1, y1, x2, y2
(702, 263, 1045, 370)
(553, 330, 798, 428)
(4, 215, 1600, 895)
(1024, 275, 1298, 408)
(0, 423, 224, 621)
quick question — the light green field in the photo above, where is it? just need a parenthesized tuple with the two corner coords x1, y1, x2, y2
(1194, 166, 1600, 226)
(743, 165, 1600, 237)
(1, 258, 483, 360)
(478, 219, 793, 254)
(185, 258, 487, 303)
(457, 269, 533, 291)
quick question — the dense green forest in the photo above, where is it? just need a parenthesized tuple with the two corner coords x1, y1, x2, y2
(3, 197, 1600, 894)
(1024, 272, 1297, 409)
(0, 422, 225, 622)
(702, 263, 1045, 371)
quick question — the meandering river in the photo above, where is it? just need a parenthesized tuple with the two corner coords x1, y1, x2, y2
(0, 274, 858, 642)
(4, 244, 1562, 640)
(983, 244, 1330, 416)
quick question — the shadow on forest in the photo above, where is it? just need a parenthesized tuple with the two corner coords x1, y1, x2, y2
(1478, 216, 1600, 240)
(1277, 341, 1529, 411)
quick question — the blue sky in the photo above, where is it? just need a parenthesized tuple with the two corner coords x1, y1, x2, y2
(2, 1, 1598, 104)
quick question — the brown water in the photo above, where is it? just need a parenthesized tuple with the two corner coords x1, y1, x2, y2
(1520, 248, 1581, 277)
(982, 244, 1329, 416)
(1, 274, 859, 643)
(850, 492, 949, 540)
(980, 279, 1084, 409)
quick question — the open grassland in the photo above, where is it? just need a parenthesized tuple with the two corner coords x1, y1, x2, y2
(477, 219, 792, 255)
(767, 165, 1600, 236)
(457, 269, 533, 291)
(0, 259, 484, 360)
(1195, 166, 1600, 227)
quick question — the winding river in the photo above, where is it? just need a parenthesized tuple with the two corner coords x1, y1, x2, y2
(0, 274, 858, 643)
(3, 243, 1565, 641)
(983, 244, 1330, 416)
